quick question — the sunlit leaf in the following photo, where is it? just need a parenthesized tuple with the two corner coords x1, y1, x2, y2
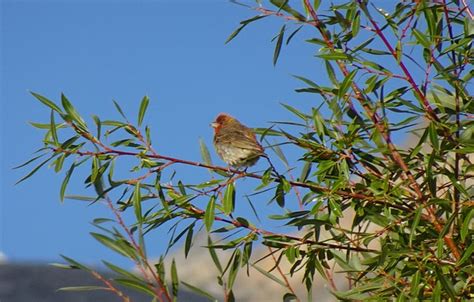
(137, 95, 149, 127)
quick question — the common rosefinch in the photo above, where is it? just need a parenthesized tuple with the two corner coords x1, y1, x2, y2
(211, 113, 264, 168)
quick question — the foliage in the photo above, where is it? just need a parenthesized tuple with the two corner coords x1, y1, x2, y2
(18, 1, 474, 301)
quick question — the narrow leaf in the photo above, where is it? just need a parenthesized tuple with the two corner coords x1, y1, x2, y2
(223, 182, 235, 215)
(112, 100, 128, 120)
(115, 278, 156, 297)
(181, 281, 218, 301)
(30, 91, 62, 113)
(171, 258, 179, 297)
(461, 209, 474, 242)
(199, 138, 213, 166)
(273, 24, 286, 66)
(225, 15, 267, 44)
(58, 286, 109, 292)
(50, 110, 59, 146)
(60, 163, 75, 203)
(16, 155, 55, 185)
(61, 94, 87, 131)
(133, 182, 143, 223)
(205, 196, 216, 232)
(251, 264, 287, 287)
(137, 95, 149, 127)
(227, 249, 241, 289)
(184, 222, 195, 258)
(412, 28, 431, 48)
(338, 70, 357, 99)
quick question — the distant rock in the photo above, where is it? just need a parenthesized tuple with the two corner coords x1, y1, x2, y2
(0, 263, 207, 302)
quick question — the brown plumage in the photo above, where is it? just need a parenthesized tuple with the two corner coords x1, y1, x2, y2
(211, 113, 264, 168)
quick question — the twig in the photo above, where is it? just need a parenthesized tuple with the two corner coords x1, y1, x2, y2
(103, 195, 172, 302)
(267, 246, 299, 301)
(90, 270, 131, 302)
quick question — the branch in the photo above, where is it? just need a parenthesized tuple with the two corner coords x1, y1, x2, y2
(103, 194, 172, 302)
(53, 146, 413, 213)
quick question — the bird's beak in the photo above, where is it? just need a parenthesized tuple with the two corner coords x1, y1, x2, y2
(210, 122, 218, 128)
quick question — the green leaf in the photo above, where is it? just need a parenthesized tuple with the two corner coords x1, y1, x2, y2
(137, 95, 149, 127)
(58, 286, 109, 292)
(273, 24, 286, 66)
(251, 263, 287, 287)
(458, 242, 474, 265)
(199, 138, 213, 166)
(351, 11, 360, 37)
(223, 182, 235, 215)
(428, 122, 439, 151)
(412, 29, 431, 48)
(313, 0, 320, 10)
(409, 206, 422, 247)
(325, 61, 337, 86)
(103, 261, 142, 281)
(16, 154, 56, 185)
(270, 0, 305, 21)
(299, 161, 312, 182)
(92, 115, 101, 139)
(115, 278, 156, 297)
(171, 258, 179, 297)
(184, 222, 195, 258)
(338, 70, 357, 99)
(90, 233, 131, 258)
(181, 281, 218, 301)
(61, 94, 87, 130)
(53, 153, 66, 173)
(112, 100, 128, 120)
(29, 122, 64, 129)
(435, 267, 456, 300)
(50, 110, 59, 146)
(61, 135, 81, 149)
(30, 91, 62, 113)
(133, 182, 143, 223)
(225, 15, 267, 44)
(207, 236, 223, 274)
(328, 198, 342, 217)
(286, 25, 303, 45)
(227, 249, 241, 289)
(275, 182, 285, 207)
(205, 196, 216, 232)
(60, 255, 91, 271)
(316, 52, 350, 60)
(461, 209, 474, 242)
(13, 153, 48, 170)
(281, 103, 307, 120)
(60, 163, 75, 203)
(410, 270, 421, 297)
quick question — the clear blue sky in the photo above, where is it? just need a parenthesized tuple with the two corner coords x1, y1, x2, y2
(2, 0, 325, 267)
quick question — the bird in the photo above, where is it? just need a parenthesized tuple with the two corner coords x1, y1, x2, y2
(211, 113, 265, 168)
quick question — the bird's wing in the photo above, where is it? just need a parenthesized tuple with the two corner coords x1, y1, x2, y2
(225, 129, 264, 153)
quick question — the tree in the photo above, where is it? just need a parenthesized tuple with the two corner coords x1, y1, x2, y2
(18, 1, 474, 301)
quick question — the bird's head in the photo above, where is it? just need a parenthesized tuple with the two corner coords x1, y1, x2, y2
(211, 113, 236, 134)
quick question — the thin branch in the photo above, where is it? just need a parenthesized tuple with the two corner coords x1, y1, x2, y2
(267, 246, 300, 301)
(186, 205, 378, 254)
(461, 0, 474, 19)
(90, 270, 131, 302)
(53, 146, 413, 213)
(103, 195, 172, 302)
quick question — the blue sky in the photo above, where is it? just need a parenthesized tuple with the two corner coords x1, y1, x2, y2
(2, 0, 325, 267)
